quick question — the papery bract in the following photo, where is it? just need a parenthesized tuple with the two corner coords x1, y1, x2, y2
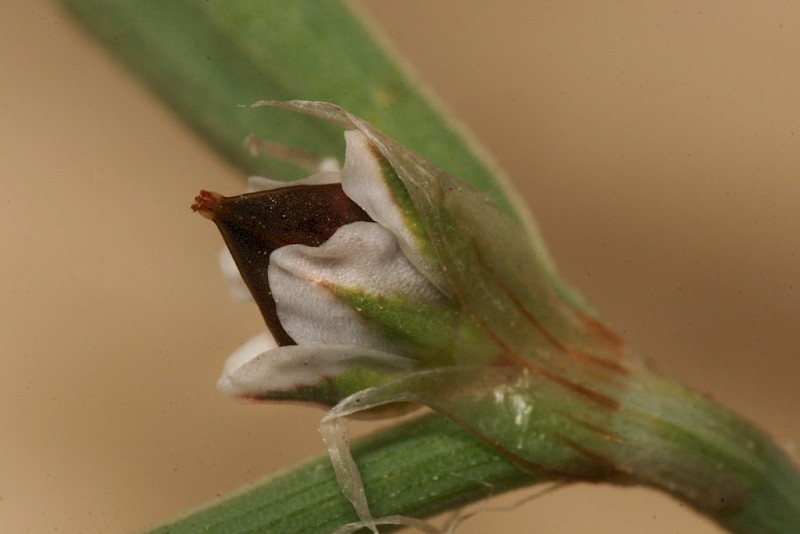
(196, 101, 639, 533)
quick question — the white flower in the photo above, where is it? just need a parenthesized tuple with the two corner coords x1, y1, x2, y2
(194, 129, 463, 408)
(194, 101, 630, 534)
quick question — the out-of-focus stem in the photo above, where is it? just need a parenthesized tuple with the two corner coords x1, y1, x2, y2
(144, 414, 537, 534)
(57, 0, 517, 217)
(143, 368, 800, 533)
(621, 370, 800, 533)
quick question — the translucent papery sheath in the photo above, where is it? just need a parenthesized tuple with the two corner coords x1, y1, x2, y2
(203, 101, 736, 531)
(247, 101, 643, 468)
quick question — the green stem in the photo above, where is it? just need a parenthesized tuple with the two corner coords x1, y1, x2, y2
(141, 367, 800, 533)
(143, 370, 800, 533)
(617, 370, 800, 533)
(144, 414, 537, 534)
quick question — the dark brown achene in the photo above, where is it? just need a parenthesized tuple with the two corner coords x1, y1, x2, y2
(192, 184, 372, 346)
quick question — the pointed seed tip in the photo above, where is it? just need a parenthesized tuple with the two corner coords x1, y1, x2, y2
(191, 190, 224, 220)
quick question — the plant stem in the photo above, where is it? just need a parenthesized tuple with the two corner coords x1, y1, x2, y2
(143, 369, 800, 533)
(611, 369, 800, 533)
(144, 414, 537, 534)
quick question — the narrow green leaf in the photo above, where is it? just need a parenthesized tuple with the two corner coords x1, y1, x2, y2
(144, 415, 536, 534)
(58, 0, 517, 217)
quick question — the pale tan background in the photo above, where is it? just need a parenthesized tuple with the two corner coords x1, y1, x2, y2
(2, 1, 798, 533)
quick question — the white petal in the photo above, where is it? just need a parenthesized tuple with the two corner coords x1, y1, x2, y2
(247, 170, 340, 192)
(217, 331, 277, 394)
(340, 130, 448, 294)
(269, 221, 444, 357)
(218, 248, 253, 302)
(217, 343, 413, 398)
(318, 157, 341, 173)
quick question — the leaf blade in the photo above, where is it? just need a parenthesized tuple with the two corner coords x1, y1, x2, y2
(59, 0, 518, 216)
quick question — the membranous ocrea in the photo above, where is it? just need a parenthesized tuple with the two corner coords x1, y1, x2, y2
(193, 101, 635, 533)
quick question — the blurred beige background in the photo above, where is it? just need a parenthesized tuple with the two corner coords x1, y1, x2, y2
(2, 1, 798, 532)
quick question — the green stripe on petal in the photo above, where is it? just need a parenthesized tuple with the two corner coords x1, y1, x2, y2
(270, 221, 453, 360)
(342, 130, 450, 294)
(325, 283, 461, 367)
(366, 141, 433, 267)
